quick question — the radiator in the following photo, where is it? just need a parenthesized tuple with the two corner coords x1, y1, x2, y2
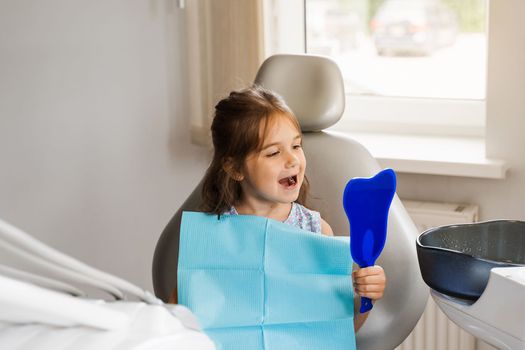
(395, 199, 482, 350)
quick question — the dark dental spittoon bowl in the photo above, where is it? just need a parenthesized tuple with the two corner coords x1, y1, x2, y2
(416, 220, 525, 300)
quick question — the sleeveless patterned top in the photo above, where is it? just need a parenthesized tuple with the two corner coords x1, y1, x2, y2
(225, 202, 322, 234)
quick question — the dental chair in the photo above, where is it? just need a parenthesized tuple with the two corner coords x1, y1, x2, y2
(153, 54, 428, 350)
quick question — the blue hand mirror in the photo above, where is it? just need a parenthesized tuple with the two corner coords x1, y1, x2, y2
(343, 168, 396, 313)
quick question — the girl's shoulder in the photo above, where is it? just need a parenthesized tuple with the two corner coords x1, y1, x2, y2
(284, 202, 322, 234)
(223, 206, 238, 215)
(222, 203, 322, 234)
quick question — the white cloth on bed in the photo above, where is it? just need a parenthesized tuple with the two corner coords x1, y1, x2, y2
(0, 275, 215, 350)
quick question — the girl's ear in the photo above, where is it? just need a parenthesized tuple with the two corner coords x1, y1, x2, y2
(223, 158, 244, 182)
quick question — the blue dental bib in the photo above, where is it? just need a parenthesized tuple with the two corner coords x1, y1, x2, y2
(178, 211, 356, 350)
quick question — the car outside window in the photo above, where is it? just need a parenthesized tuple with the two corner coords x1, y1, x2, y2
(263, 0, 488, 135)
(305, 0, 487, 101)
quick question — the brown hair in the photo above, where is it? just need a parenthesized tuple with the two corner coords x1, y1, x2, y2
(201, 85, 310, 214)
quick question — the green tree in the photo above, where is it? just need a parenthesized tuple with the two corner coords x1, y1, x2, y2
(442, 0, 486, 32)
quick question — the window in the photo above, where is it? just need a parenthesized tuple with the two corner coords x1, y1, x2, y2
(264, 0, 488, 136)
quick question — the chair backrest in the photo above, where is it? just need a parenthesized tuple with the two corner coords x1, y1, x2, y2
(153, 54, 428, 350)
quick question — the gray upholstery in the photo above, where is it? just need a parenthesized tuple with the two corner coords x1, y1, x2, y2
(255, 54, 345, 132)
(153, 54, 428, 350)
(301, 131, 428, 350)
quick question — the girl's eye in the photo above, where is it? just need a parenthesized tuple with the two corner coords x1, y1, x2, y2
(267, 151, 280, 157)
(293, 144, 302, 150)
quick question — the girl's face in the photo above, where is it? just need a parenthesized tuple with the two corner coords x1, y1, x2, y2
(239, 114, 306, 207)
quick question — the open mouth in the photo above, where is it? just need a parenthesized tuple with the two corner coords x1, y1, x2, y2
(278, 175, 298, 188)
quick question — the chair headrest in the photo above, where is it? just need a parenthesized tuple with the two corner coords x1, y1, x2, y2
(254, 54, 345, 132)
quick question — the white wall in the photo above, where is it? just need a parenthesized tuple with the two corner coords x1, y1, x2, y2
(396, 0, 525, 222)
(0, 1, 209, 291)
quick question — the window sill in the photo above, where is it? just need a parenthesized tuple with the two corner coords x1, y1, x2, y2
(327, 130, 508, 179)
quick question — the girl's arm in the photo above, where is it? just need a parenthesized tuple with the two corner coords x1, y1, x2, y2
(353, 295, 369, 332)
(320, 218, 333, 236)
(319, 217, 386, 332)
(352, 265, 386, 332)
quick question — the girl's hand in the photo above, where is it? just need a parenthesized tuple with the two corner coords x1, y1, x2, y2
(352, 265, 386, 301)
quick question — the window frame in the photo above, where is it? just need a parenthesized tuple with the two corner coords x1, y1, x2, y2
(263, 0, 487, 137)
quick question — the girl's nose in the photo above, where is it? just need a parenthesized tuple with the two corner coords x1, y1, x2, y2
(285, 152, 299, 168)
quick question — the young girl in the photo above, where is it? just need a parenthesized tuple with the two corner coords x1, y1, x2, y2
(195, 85, 385, 332)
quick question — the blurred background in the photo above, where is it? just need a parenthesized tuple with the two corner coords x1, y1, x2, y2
(306, 0, 486, 99)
